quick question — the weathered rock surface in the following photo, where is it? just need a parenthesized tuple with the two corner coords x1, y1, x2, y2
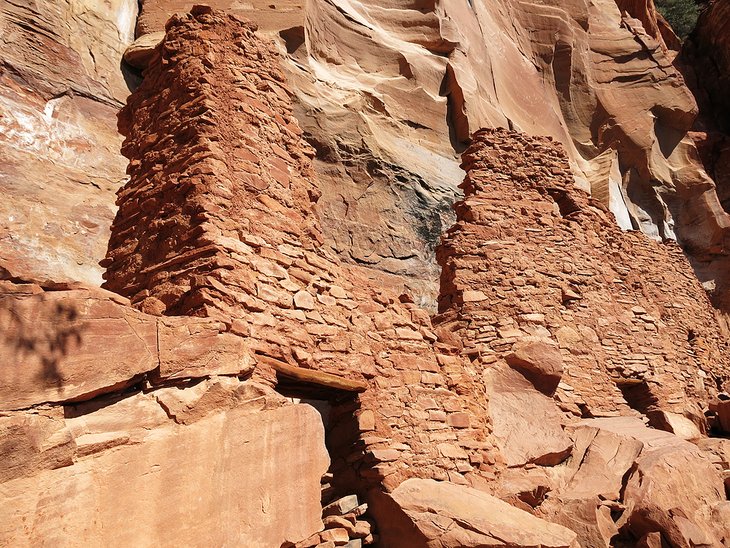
(3, 4, 730, 547)
(124, 0, 730, 307)
(0, 281, 156, 410)
(679, 0, 730, 311)
(517, 416, 730, 547)
(0, 279, 252, 411)
(0, 0, 137, 285)
(485, 364, 572, 467)
(100, 7, 497, 496)
(370, 478, 579, 548)
(0, 381, 330, 547)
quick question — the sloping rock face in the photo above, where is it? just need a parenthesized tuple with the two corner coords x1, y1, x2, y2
(0, 0, 137, 285)
(1, 379, 329, 547)
(97, 11, 730, 545)
(681, 0, 730, 134)
(4, 5, 730, 547)
(0, 280, 252, 410)
(679, 0, 730, 311)
(436, 128, 730, 429)
(370, 478, 579, 548)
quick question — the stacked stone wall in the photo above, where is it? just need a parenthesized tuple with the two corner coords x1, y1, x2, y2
(102, 7, 496, 493)
(435, 128, 730, 426)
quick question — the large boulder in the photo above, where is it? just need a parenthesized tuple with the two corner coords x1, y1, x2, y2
(0, 283, 157, 410)
(570, 418, 730, 547)
(369, 478, 579, 547)
(485, 364, 572, 466)
(538, 422, 644, 547)
(623, 443, 730, 546)
(0, 381, 329, 547)
(505, 337, 563, 395)
(0, 282, 254, 410)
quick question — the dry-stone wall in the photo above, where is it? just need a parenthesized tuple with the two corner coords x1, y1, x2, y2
(102, 6, 496, 493)
(435, 128, 730, 431)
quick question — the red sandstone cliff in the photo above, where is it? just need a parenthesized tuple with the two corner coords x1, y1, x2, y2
(0, 0, 730, 548)
(2, 7, 730, 547)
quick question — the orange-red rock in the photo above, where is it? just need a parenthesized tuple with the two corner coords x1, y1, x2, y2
(0, 382, 329, 547)
(370, 478, 580, 548)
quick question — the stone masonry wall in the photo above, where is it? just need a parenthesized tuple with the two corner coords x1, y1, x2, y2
(435, 128, 730, 430)
(102, 5, 730, 503)
(102, 7, 496, 494)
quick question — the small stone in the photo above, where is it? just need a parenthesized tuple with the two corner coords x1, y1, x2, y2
(323, 495, 360, 517)
(357, 410, 376, 431)
(437, 443, 468, 459)
(317, 293, 337, 306)
(462, 290, 488, 302)
(294, 290, 315, 310)
(447, 412, 470, 428)
(323, 515, 356, 535)
(319, 527, 349, 545)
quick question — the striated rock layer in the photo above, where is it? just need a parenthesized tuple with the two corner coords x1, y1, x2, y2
(102, 5, 497, 496)
(97, 9, 729, 546)
(128, 0, 730, 308)
(3, 6, 730, 548)
(679, 0, 730, 311)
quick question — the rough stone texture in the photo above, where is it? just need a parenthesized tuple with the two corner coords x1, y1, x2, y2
(136, 0, 304, 35)
(124, 0, 730, 308)
(485, 363, 572, 467)
(435, 128, 730, 426)
(370, 478, 579, 548)
(681, 0, 730, 135)
(286, 0, 728, 306)
(0, 0, 137, 285)
(0, 381, 330, 547)
(578, 417, 730, 547)
(102, 7, 495, 494)
(96, 14, 730, 546)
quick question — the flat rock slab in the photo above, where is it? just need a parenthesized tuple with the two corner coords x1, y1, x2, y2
(370, 478, 579, 547)
(486, 364, 572, 466)
(0, 286, 157, 410)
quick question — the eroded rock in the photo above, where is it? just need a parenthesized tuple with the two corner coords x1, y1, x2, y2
(370, 478, 579, 548)
(0, 382, 329, 547)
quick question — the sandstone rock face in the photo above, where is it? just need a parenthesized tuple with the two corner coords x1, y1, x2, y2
(0, 381, 330, 547)
(370, 478, 579, 548)
(0, 278, 252, 411)
(136, 0, 304, 35)
(0, 0, 137, 284)
(94, 14, 730, 546)
(286, 0, 724, 304)
(578, 417, 730, 546)
(0, 281, 157, 410)
(535, 417, 730, 547)
(101, 7, 497, 495)
(680, 0, 730, 311)
(682, 0, 730, 134)
(485, 364, 573, 467)
(4, 4, 730, 547)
